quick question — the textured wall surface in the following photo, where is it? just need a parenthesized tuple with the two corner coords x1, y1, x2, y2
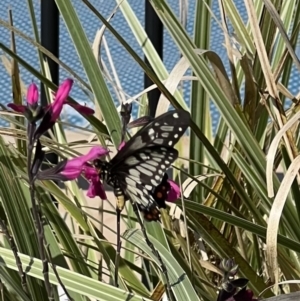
(0, 0, 299, 132)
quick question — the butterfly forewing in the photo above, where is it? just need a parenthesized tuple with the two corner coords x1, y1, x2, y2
(113, 147, 178, 184)
(110, 109, 189, 166)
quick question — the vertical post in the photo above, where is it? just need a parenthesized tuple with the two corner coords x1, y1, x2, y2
(41, 0, 59, 100)
(142, 0, 164, 290)
(144, 0, 163, 117)
(41, 0, 60, 203)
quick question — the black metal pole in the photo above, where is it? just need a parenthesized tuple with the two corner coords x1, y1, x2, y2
(41, 0, 59, 102)
(41, 0, 59, 203)
(144, 0, 163, 117)
(142, 0, 164, 290)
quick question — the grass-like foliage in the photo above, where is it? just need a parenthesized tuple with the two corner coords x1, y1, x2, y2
(0, 0, 300, 300)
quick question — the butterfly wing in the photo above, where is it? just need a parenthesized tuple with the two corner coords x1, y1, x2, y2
(110, 109, 190, 167)
(113, 147, 177, 183)
(108, 109, 189, 217)
(113, 146, 177, 204)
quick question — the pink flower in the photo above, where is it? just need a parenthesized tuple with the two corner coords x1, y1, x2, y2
(27, 83, 39, 106)
(118, 141, 126, 151)
(37, 146, 109, 195)
(8, 79, 95, 136)
(7, 103, 27, 113)
(87, 178, 107, 199)
(50, 79, 73, 122)
(167, 179, 181, 201)
(7, 83, 40, 114)
(34, 79, 74, 139)
(84, 165, 107, 199)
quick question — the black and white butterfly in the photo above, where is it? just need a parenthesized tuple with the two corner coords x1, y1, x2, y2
(94, 109, 190, 219)
(94, 108, 189, 297)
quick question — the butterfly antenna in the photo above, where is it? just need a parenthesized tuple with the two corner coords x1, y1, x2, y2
(132, 202, 174, 301)
(120, 103, 132, 142)
(114, 103, 132, 286)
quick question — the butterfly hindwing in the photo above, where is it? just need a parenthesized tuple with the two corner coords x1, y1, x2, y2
(112, 147, 178, 186)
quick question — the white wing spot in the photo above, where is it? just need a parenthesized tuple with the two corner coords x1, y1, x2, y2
(145, 185, 152, 191)
(161, 126, 174, 131)
(173, 112, 179, 118)
(141, 163, 156, 172)
(165, 160, 170, 165)
(154, 138, 164, 144)
(129, 169, 141, 178)
(174, 134, 179, 138)
(154, 122, 160, 126)
(153, 153, 165, 158)
(168, 156, 174, 161)
(125, 177, 137, 187)
(153, 157, 162, 162)
(127, 185, 138, 196)
(178, 127, 183, 132)
(158, 169, 163, 174)
(125, 156, 141, 165)
(161, 164, 165, 169)
(128, 175, 141, 184)
(168, 141, 173, 146)
(161, 132, 169, 138)
(136, 166, 153, 176)
(148, 128, 155, 136)
(129, 136, 146, 149)
(155, 175, 160, 181)
(140, 153, 150, 160)
(150, 161, 159, 166)
(151, 179, 158, 186)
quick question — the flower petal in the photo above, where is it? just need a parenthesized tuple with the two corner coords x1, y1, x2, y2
(66, 103, 95, 115)
(7, 103, 26, 113)
(60, 166, 82, 180)
(83, 164, 100, 179)
(167, 179, 181, 202)
(34, 79, 73, 139)
(60, 146, 108, 180)
(51, 79, 73, 122)
(27, 83, 39, 105)
(118, 141, 126, 151)
(87, 178, 107, 199)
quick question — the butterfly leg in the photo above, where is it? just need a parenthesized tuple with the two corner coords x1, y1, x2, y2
(114, 189, 126, 288)
(131, 202, 174, 301)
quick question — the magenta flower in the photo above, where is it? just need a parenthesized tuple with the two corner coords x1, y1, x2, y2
(34, 79, 73, 139)
(27, 83, 39, 106)
(8, 79, 95, 137)
(118, 141, 126, 151)
(8, 83, 41, 116)
(167, 179, 181, 201)
(37, 146, 109, 195)
(83, 165, 107, 199)
(49, 79, 73, 122)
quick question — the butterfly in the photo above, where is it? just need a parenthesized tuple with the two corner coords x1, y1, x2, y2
(94, 108, 189, 296)
(93, 109, 190, 220)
